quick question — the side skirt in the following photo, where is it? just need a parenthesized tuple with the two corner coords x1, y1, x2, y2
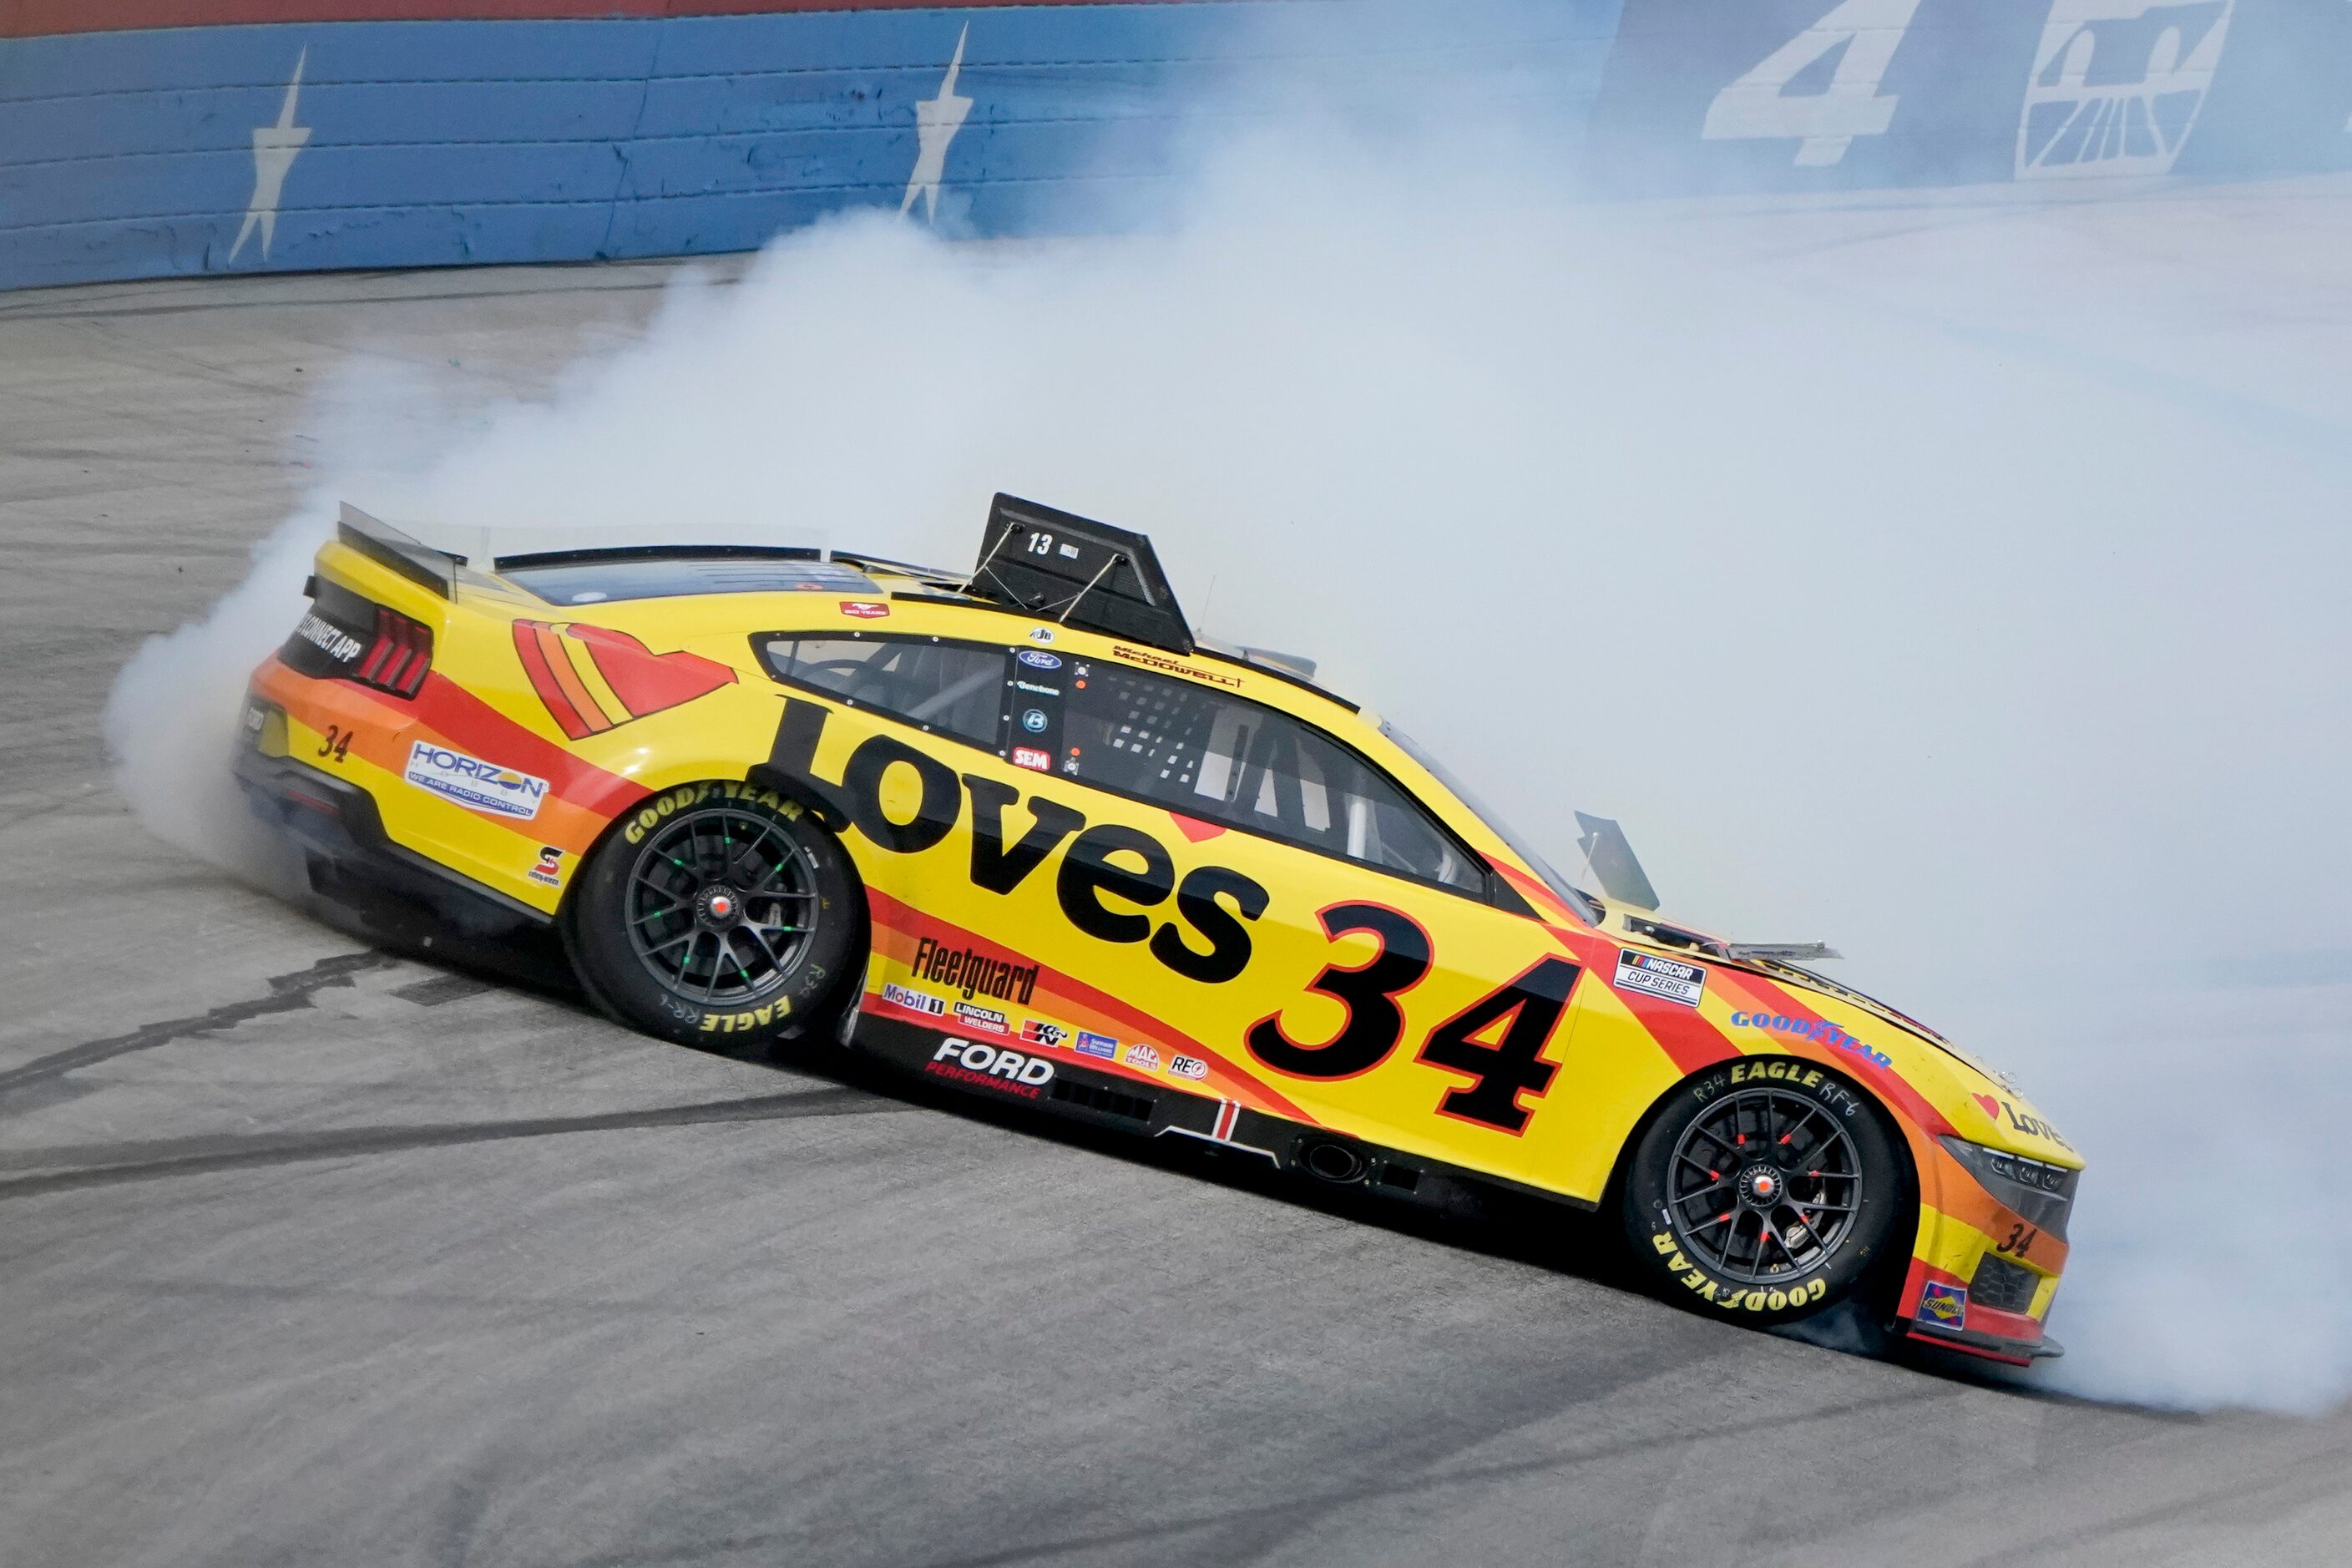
(846, 1012, 1596, 1214)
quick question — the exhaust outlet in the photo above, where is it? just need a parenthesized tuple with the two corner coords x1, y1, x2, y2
(1297, 1137, 1368, 1185)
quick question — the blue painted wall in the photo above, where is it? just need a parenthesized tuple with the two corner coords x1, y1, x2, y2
(2, 0, 2348, 292)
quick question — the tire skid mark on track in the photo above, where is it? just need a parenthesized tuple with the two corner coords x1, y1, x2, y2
(0, 950, 399, 1104)
(0, 271, 713, 324)
(689, 1385, 1955, 1568)
(0, 1085, 903, 1200)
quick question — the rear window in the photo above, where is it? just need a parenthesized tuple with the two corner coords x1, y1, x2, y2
(758, 634, 1005, 749)
(506, 551, 878, 606)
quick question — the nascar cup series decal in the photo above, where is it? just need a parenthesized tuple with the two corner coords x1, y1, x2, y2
(1615, 948, 1706, 1007)
(403, 742, 549, 821)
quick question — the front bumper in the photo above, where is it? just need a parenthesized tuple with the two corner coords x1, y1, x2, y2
(1897, 1224, 2066, 1366)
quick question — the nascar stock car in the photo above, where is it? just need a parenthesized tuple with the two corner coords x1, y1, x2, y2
(235, 494, 2080, 1363)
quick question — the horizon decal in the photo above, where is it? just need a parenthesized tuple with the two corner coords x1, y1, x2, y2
(402, 741, 548, 820)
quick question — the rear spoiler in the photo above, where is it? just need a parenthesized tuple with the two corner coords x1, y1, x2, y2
(338, 503, 456, 599)
(333, 503, 832, 594)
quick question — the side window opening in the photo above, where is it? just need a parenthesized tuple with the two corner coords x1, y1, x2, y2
(1060, 656, 1483, 895)
(757, 635, 1006, 750)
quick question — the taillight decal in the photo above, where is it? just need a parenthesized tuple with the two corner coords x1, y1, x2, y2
(351, 606, 432, 699)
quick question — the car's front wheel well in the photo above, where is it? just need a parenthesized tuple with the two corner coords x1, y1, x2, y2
(1607, 1054, 1920, 1327)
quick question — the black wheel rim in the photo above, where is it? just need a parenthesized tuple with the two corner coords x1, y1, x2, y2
(1666, 1085, 1864, 1286)
(625, 804, 818, 1008)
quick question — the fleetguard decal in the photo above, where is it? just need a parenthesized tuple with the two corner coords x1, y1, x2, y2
(862, 888, 1309, 1121)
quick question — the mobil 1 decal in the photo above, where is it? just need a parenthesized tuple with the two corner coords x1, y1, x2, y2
(1245, 903, 1584, 1135)
(757, 696, 1268, 984)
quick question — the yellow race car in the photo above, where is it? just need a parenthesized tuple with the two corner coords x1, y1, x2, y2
(237, 496, 2080, 1363)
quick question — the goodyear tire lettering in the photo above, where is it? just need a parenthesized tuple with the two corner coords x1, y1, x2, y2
(1653, 1229, 1836, 1314)
(625, 780, 800, 847)
(1730, 1060, 1824, 1090)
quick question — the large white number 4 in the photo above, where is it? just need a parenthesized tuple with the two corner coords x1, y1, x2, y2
(1702, 0, 1926, 166)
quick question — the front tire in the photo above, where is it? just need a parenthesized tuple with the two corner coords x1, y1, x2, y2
(565, 781, 861, 1050)
(1621, 1060, 1903, 1327)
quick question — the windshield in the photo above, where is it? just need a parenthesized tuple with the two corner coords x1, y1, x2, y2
(1379, 721, 1601, 925)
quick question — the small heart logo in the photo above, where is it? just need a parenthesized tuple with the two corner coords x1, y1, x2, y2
(1169, 813, 1227, 844)
(1971, 1093, 2000, 1119)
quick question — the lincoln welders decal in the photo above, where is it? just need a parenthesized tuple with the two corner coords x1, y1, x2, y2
(758, 698, 1267, 984)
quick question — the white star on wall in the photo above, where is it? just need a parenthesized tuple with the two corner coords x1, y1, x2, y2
(902, 25, 974, 223)
(231, 48, 313, 263)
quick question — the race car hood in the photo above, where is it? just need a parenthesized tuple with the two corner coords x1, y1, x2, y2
(1591, 897, 2081, 1168)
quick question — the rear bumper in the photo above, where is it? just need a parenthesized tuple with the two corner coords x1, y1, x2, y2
(235, 716, 549, 937)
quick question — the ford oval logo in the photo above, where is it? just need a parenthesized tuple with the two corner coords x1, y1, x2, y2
(1018, 650, 1062, 670)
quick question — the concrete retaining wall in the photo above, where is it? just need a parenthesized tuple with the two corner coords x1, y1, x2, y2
(4, 0, 2348, 291)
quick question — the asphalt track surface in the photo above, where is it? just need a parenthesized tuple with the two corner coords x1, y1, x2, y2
(7, 230, 2352, 1567)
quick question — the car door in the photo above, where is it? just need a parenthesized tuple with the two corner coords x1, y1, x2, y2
(751, 623, 1615, 1201)
(1029, 649, 1607, 1197)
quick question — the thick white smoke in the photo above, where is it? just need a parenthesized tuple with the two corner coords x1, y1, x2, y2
(105, 109, 2352, 1410)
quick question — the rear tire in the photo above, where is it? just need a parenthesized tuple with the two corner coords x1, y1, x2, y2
(1621, 1060, 1903, 1328)
(565, 781, 860, 1050)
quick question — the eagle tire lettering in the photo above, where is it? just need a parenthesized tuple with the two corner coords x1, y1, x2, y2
(1619, 1059, 1904, 1328)
(571, 780, 854, 1050)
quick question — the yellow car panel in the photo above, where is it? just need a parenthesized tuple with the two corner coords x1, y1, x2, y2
(235, 502, 2081, 1363)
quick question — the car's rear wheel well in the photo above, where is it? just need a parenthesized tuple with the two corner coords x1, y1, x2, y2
(561, 776, 871, 1048)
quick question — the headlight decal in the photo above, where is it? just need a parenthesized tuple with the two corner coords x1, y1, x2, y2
(1939, 1135, 2077, 1239)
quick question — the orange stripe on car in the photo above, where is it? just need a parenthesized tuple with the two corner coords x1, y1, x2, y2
(511, 620, 599, 740)
(534, 622, 613, 736)
(866, 888, 1311, 1121)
